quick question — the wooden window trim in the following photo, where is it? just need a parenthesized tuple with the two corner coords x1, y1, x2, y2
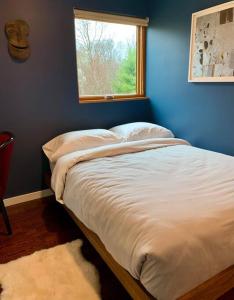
(75, 10, 149, 27)
(79, 96, 149, 104)
(136, 26, 146, 98)
(75, 12, 148, 104)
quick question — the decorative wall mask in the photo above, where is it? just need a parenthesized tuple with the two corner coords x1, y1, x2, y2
(5, 20, 30, 61)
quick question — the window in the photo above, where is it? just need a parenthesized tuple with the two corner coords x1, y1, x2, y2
(74, 10, 149, 103)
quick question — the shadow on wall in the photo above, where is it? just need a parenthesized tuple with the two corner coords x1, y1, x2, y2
(39, 99, 154, 191)
(146, 0, 234, 156)
(0, 0, 152, 198)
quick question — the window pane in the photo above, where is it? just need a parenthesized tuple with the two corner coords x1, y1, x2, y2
(75, 19, 137, 96)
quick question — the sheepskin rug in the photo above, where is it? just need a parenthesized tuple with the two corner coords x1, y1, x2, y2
(0, 240, 101, 300)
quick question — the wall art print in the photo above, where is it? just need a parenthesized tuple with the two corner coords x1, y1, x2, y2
(189, 1, 234, 82)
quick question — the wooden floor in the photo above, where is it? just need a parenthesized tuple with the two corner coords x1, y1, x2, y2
(0, 196, 131, 300)
(0, 196, 233, 300)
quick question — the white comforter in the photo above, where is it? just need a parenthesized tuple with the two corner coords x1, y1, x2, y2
(51, 138, 234, 300)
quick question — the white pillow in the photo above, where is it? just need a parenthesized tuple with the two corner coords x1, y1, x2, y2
(110, 122, 174, 142)
(43, 129, 123, 162)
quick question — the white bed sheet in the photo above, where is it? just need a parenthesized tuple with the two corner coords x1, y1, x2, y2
(51, 138, 234, 300)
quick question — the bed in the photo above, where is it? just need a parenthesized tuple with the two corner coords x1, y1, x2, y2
(44, 123, 234, 300)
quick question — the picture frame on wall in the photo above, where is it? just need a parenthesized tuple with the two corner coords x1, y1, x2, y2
(188, 1, 234, 82)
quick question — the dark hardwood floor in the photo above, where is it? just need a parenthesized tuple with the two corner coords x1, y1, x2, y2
(0, 196, 233, 300)
(0, 196, 131, 300)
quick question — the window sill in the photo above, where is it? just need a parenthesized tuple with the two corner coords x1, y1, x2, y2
(79, 96, 149, 104)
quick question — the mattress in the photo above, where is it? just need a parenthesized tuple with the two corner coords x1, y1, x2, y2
(51, 138, 234, 300)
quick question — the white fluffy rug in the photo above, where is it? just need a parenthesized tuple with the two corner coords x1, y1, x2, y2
(0, 240, 101, 300)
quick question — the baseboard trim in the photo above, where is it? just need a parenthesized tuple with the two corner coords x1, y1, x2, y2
(4, 189, 54, 207)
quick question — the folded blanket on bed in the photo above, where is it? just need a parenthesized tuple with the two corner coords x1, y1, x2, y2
(51, 138, 189, 202)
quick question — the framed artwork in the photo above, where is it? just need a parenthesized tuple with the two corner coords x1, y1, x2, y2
(188, 1, 234, 82)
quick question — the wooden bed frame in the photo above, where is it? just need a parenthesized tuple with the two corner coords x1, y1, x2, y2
(64, 206, 234, 300)
(45, 174, 234, 299)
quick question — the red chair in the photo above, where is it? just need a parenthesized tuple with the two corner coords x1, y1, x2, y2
(0, 132, 14, 235)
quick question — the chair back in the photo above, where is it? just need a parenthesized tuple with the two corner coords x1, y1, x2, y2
(0, 132, 15, 199)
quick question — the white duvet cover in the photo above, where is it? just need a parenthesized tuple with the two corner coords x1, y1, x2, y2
(51, 138, 234, 300)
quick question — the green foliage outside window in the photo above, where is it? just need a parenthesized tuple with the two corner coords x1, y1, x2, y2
(113, 48, 136, 94)
(75, 20, 137, 96)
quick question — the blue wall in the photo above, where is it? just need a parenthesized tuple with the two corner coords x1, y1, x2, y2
(147, 0, 234, 156)
(3, 0, 233, 198)
(0, 0, 152, 197)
